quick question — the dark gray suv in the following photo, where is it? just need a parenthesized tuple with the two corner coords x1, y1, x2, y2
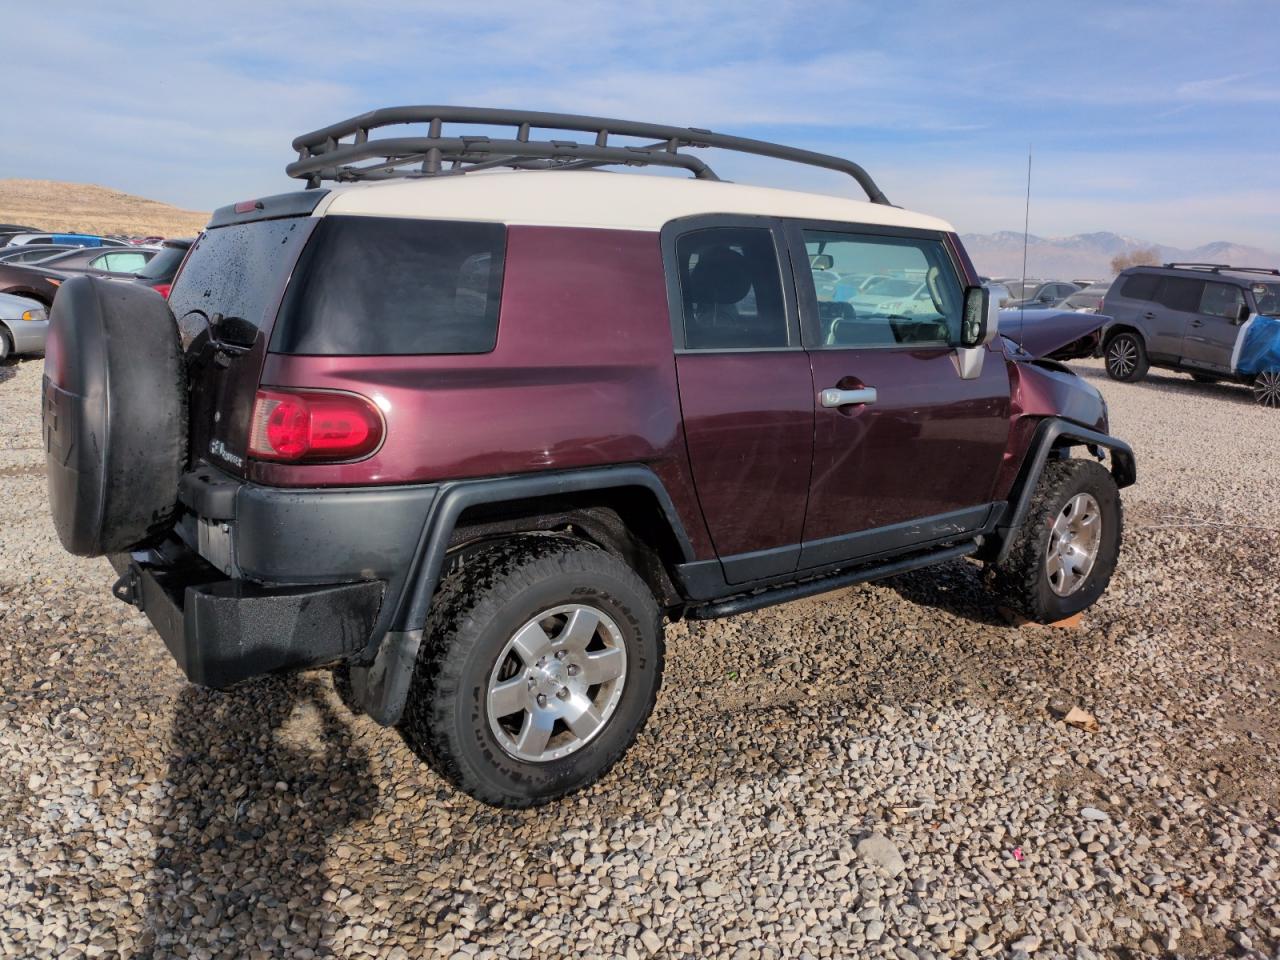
(1100, 263, 1280, 407)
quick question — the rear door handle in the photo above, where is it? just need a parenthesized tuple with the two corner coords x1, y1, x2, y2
(821, 387, 877, 407)
(1189, 319, 1205, 327)
(1143, 311, 1157, 319)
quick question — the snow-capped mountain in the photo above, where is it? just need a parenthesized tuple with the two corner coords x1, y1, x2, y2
(961, 231, 1280, 281)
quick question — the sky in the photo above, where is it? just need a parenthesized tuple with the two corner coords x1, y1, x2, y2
(5, 0, 1279, 250)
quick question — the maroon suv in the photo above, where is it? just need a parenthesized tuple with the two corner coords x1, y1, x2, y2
(43, 108, 1135, 807)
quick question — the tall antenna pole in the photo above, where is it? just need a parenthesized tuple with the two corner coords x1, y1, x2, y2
(1019, 145, 1032, 345)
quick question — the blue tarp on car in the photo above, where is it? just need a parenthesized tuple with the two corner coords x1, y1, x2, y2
(1233, 315, 1280, 376)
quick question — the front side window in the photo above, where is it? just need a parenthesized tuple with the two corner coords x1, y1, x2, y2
(1200, 282, 1243, 319)
(674, 227, 789, 350)
(800, 229, 961, 348)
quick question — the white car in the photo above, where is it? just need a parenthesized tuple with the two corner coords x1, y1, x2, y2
(0, 290, 49, 360)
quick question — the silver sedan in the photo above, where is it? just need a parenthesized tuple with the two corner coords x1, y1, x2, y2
(0, 291, 49, 361)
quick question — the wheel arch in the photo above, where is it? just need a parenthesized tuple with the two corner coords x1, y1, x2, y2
(349, 465, 696, 726)
(983, 417, 1135, 565)
(1101, 323, 1145, 351)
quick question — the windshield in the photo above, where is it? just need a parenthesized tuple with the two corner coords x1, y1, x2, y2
(135, 244, 188, 279)
(1253, 283, 1280, 315)
(859, 277, 920, 298)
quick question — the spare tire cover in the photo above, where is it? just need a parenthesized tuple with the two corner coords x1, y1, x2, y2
(43, 275, 187, 556)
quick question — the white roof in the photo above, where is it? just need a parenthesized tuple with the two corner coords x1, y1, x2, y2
(317, 169, 953, 234)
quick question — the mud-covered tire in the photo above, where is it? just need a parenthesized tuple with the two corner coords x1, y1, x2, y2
(43, 275, 187, 556)
(987, 458, 1123, 623)
(401, 535, 663, 807)
(1104, 331, 1148, 382)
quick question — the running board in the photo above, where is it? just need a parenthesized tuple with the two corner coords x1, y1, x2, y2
(686, 542, 979, 620)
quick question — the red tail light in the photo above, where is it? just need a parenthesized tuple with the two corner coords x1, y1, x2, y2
(248, 389, 384, 463)
(153, 282, 172, 299)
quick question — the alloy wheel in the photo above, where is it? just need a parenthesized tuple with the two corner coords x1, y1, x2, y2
(486, 604, 628, 763)
(1254, 370, 1280, 408)
(1046, 492, 1102, 597)
(1107, 337, 1137, 379)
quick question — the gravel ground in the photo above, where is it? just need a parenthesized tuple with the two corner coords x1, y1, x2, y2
(1, 354, 1278, 960)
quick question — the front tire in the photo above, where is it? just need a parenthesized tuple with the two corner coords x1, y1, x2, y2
(1104, 331, 1148, 382)
(988, 459, 1123, 623)
(401, 535, 663, 807)
(1253, 369, 1280, 408)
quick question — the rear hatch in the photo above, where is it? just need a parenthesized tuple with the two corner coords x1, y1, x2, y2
(167, 193, 324, 477)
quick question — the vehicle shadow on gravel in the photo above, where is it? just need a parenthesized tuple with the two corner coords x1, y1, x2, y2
(0, 357, 21, 385)
(882, 557, 1009, 627)
(143, 675, 376, 957)
(1073, 363, 1256, 405)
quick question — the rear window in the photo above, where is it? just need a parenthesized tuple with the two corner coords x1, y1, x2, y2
(1119, 273, 1159, 301)
(169, 218, 312, 334)
(271, 216, 506, 356)
(136, 244, 189, 280)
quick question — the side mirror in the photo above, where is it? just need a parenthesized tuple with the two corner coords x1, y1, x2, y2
(961, 285, 999, 348)
(809, 253, 834, 271)
(1237, 302, 1251, 324)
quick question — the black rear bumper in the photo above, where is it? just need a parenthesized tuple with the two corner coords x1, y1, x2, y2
(109, 539, 383, 688)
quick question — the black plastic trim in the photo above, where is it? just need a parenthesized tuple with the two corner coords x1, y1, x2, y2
(689, 542, 979, 620)
(352, 464, 697, 726)
(991, 418, 1136, 565)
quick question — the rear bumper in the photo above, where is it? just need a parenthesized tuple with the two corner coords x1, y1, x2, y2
(109, 537, 383, 688)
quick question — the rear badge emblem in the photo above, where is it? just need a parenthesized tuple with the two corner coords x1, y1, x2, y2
(209, 439, 244, 468)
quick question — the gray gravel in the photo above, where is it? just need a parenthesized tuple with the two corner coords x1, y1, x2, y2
(2, 353, 1279, 959)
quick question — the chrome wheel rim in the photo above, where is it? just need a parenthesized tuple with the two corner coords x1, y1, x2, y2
(486, 604, 627, 763)
(1107, 337, 1136, 378)
(1046, 492, 1102, 597)
(1254, 370, 1280, 408)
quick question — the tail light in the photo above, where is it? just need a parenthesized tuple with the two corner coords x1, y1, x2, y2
(153, 282, 172, 299)
(248, 389, 384, 463)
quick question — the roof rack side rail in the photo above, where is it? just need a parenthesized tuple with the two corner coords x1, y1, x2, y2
(1223, 266, 1280, 277)
(286, 106, 891, 205)
(1162, 262, 1280, 277)
(1162, 262, 1231, 270)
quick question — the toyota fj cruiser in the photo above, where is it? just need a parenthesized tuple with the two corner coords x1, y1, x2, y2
(44, 107, 1135, 807)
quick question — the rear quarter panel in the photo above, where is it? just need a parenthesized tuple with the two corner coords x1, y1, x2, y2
(253, 224, 714, 555)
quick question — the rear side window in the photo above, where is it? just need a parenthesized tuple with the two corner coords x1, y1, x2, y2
(272, 216, 506, 356)
(1156, 277, 1204, 312)
(674, 227, 789, 350)
(1120, 273, 1159, 300)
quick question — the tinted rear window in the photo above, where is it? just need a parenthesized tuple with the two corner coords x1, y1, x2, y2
(136, 244, 189, 280)
(1156, 277, 1204, 312)
(1119, 273, 1159, 300)
(271, 216, 506, 356)
(169, 218, 312, 334)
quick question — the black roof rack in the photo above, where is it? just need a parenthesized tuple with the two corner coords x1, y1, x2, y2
(1163, 262, 1280, 276)
(287, 106, 891, 205)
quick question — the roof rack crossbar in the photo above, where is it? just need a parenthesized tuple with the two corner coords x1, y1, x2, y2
(287, 105, 891, 204)
(1163, 262, 1280, 276)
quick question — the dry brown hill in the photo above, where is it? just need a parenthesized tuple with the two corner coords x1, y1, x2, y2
(0, 179, 209, 238)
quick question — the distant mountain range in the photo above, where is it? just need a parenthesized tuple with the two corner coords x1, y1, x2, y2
(962, 231, 1280, 282)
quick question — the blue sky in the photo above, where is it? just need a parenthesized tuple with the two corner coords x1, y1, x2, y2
(5, 0, 1279, 249)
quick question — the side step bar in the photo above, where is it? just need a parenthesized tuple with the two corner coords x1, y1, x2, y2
(686, 542, 979, 620)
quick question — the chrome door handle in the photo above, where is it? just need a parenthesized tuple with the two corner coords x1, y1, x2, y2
(821, 387, 877, 407)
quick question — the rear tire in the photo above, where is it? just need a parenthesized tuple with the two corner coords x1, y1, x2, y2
(1253, 369, 1280, 408)
(1104, 331, 1148, 382)
(401, 535, 663, 807)
(988, 459, 1123, 623)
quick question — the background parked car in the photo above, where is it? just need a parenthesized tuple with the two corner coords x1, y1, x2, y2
(0, 263, 68, 308)
(1006, 280, 1083, 308)
(0, 244, 79, 265)
(1, 233, 126, 248)
(1060, 281, 1112, 313)
(37, 246, 158, 276)
(0, 290, 48, 361)
(132, 238, 192, 297)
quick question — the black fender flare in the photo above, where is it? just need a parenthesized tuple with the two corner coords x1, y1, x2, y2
(988, 417, 1136, 566)
(350, 465, 696, 726)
